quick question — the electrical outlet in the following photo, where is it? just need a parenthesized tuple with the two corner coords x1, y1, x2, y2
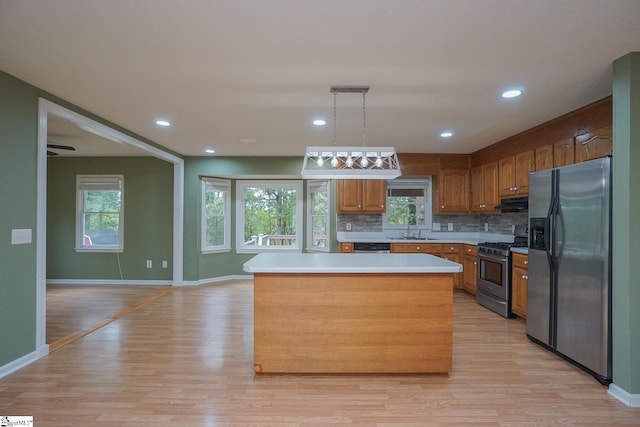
(447, 223, 454, 231)
(484, 223, 489, 232)
(346, 223, 352, 231)
(146, 260, 152, 269)
(432, 223, 441, 231)
(162, 260, 168, 268)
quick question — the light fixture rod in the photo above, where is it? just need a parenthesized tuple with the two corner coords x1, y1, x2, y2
(330, 85, 370, 94)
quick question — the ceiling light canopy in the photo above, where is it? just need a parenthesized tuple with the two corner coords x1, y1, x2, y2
(301, 85, 401, 180)
(155, 119, 171, 127)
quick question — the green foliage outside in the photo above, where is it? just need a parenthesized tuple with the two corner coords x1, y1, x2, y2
(205, 189, 226, 247)
(310, 189, 328, 247)
(386, 195, 425, 227)
(243, 186, 297, 245)
(83, 189, 121, 244)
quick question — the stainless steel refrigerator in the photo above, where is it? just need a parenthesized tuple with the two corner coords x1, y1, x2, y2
(527, 156, 612, 384)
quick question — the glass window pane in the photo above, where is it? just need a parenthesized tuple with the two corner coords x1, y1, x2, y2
(243, 186, 297, 246)
(83, 213, 120, 244)
(84, 190, 121, 213)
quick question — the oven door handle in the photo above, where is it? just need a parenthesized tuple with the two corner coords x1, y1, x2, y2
(477, 252, 508, 263)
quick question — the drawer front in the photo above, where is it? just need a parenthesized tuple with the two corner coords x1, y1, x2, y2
(442, 244, 460, 254)
(512, 252, 528, 269)
(339, 242, 354, 253)
(391, 243, 441, 254)
(463, 244, 478, 256)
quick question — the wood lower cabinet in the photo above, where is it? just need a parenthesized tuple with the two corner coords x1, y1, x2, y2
(436, 169, 469, 213)
(391, 243, 441, 254)
(511, 252, 529, 319)
(339, 242, 354, 253)
(462, 244, 478, 295)
(392, 243, 463, 289)
(499, 150, 534, 197)
(470, 162, 499, 212)
(337, 179, 386, 213)
(575, 126, 612, 163)
(441, 244, 462, 289)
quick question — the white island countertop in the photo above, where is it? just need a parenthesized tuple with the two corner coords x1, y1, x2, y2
(243, 252, 462, 274)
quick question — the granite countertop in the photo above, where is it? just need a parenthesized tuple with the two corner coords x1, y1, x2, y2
(243, 252, 462, 274)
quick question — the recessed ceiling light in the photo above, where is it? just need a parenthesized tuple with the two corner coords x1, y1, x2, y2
(155, 119, 171, 127)
(205, 148, 215, 154)
(313, 119, 327, 126)
(239, 138, 257, 144)
(502, 89, 523, 99)
(440, 131, 454, 138)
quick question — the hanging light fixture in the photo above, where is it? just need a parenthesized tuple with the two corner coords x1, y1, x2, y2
(301, 85, 401, 180)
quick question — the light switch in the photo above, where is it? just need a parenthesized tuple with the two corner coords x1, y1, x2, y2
(11, 228, 32, 245)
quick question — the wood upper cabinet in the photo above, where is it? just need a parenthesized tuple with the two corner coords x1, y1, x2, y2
(511, 252, 529, 319)
(554, 137, 575, 167)
(535, 144, 553, 171)
(437, 169, 469, 213)
(462, 244, 478, 295)
(336, 179, 386, 213)
(470, 162, 499, 212)
(499, 150, 534, 197)
(575, 126, 612, 163)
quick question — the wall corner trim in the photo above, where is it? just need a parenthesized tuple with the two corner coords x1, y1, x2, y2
(608, 383, 640, 408)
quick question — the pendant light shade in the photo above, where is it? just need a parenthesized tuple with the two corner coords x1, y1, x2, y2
(301, 86, 401, 180)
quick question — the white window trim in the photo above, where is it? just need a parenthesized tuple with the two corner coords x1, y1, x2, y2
(235, 180, 303, 254)
(75, 174, 124, 252)
(306, 180, 330, 252)
(201, 178, 231, 253)
(382, 178, 432, 231)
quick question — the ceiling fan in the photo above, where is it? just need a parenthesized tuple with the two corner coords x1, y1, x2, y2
(46, 143, 76, 157)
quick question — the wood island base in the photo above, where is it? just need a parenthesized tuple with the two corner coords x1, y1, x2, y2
(253, 272, 453, 374)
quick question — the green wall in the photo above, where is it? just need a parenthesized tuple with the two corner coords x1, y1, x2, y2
(612, 52, 640, 394)
(0, 71, 39, 365)
(183, 157, 337, 282)
(47, 157, 174, 280)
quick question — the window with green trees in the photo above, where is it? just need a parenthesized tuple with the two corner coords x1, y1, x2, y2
(76, 175, 124, 251)
(383, 179, 432, 230)
(201, 178, 230, 252)
(306, 180, 330, 251)
(236, 180, 303, 253)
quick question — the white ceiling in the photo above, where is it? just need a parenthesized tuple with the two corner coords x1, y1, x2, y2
(1, 0, 639, 157)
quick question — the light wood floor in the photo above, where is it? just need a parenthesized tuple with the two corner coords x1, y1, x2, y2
(1, 281, 637, 426)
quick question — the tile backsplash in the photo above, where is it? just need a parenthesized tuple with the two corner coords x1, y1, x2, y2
(337, 212, 528, 234)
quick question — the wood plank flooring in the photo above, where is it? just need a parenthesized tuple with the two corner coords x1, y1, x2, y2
(1, 281, 637, 426)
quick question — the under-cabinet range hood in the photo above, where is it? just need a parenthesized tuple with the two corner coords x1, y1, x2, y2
(494, 196, 528, 211)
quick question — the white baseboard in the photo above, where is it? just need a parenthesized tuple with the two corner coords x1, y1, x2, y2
(0, 344, 49, 379)
(181, 274, 253, 286)
(47, 279, 174, 286)
(608, 383, 640, 407)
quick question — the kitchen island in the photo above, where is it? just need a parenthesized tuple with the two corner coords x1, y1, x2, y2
(243, 252, 462, 374)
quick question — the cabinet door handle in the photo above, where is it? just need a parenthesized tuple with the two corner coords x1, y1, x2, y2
(441, 205, 445, 209)
(522, 275, 528, 280)
(416, 246, 421, 250)
(524, 260, 528, 265)
(474, 261, 477, 265)
(358, 204, 362, 208)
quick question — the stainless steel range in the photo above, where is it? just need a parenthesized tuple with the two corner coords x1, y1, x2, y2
(476, 226, 528, 318)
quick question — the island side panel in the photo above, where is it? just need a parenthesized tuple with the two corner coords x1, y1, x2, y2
(253, 272, 453, 374)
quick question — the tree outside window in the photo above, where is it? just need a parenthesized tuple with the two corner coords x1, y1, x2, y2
(202, 178, 230, 252)
(236, 181, 303, 253)
(76, 175, 124, 251)
(307, 180, 330, 251)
